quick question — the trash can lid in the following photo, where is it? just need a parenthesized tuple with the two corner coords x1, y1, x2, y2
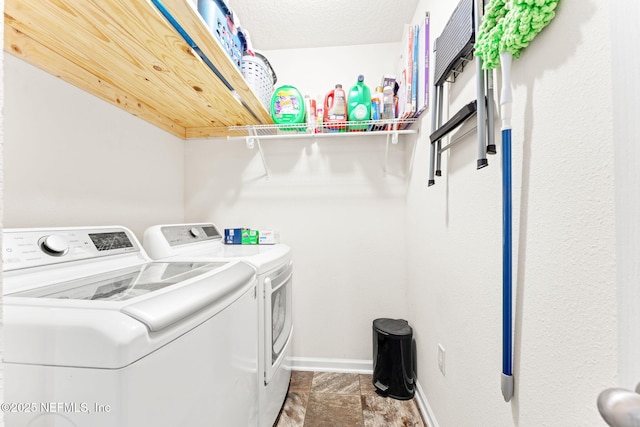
(373, 318, 412, 337)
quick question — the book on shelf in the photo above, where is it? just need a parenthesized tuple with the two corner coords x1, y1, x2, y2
(415, 12, 430, 118)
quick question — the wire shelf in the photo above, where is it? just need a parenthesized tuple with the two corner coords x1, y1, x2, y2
(227, 118, 419, 179)
(228, 118, 417, 138)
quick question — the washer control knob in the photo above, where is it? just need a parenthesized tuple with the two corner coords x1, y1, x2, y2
(189, 227, 201, 238)
(40, 235, 69, 256)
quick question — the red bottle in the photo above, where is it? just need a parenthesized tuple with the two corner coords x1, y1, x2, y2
(323, 84, 347, 132)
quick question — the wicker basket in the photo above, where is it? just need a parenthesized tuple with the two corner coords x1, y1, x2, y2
(241, 52, 277, 110)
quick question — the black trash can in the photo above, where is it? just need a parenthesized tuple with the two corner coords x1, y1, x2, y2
(372, 318, 416, 400)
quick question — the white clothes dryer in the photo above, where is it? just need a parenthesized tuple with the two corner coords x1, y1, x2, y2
(143, 223, 293, 427)
(3, 226, 259, 427)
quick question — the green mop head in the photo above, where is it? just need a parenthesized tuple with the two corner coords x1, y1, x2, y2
(475, 0, 508, 69)
(475, 0, 560, 69)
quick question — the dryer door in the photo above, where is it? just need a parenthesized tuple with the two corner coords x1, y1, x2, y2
(264, 261, 293, 384)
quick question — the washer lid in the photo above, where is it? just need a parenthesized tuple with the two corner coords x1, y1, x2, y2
(9, 261, 228, 302)
(152, 241, 291, 274)
(121, 262, 255, 331)
(7, 261, 257, 332)
(3, 262, 257, 368)
(195, 243, 291, 273)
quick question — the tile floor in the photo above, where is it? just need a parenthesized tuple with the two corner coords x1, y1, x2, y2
(274, 371, 426, 427)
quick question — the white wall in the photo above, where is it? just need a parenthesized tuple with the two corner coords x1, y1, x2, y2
(406, 0, 617, 426)
(184, 43, 411, 361)
(0, 0, 630, 425)
(1, 1, 5, 423)
(3, 55, 185, 238)
(611, 0, 640, 391)
(263, 43, 400, 103)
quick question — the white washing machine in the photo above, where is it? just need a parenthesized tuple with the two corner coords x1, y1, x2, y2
(143, 223, 293, 427)
(2, 226, 259, 427)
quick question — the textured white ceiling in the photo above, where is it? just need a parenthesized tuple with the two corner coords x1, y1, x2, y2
(227, 0, 421, 50)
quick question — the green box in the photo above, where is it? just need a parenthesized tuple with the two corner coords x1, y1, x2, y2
(241, 228, 259, 245)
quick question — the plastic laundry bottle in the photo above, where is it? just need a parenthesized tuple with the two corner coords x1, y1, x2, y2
(315, 97, 324, 134)
(323, 84, 347, 132)
(370, 85, 384, 130)
(271, 85, 305, 130)
(382, 85, 395, 120)
(347, 75, 371, 131)
(371, 86, 384, 120)
(304, 95, 317, 134)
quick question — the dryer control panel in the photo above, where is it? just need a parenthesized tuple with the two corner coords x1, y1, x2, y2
(3, 227, 141, 271)
(161, 224, 223, 247)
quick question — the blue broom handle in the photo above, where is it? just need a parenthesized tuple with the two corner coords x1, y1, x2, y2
(500, 52, 514, 402)
(502, 128, 513, 377)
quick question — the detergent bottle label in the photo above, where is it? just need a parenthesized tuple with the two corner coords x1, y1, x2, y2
(328, 93, 346, 119)
(352, 104, 368, 120)
(270, 85, 305, 129)
(273, 96, 299, 117)
(323, 85, 347, 131)
(347, 75, 371, 131)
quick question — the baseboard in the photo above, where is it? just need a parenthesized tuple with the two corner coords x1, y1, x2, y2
(290, 357, 373, 374)
(414, 380, 439, 427)
(289, 357, 439, 426)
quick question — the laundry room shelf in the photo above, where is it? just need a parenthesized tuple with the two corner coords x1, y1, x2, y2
(227, 119, 418, 178)
(4, 0, 271, 139)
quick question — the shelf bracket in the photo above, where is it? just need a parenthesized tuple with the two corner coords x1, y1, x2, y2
(387, 128, 400, 145)
(383, 125, 405, 178)
(245, 128, 270, 178)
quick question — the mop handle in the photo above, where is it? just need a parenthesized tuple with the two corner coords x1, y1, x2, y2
(500, 51, 514, 403)
(500, 52, 513, 132)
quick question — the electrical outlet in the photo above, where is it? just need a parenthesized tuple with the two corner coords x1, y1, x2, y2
(438, 344, 446, 376)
